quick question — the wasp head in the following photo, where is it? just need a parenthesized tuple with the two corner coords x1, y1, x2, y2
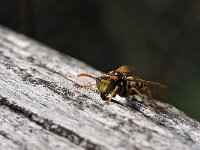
(96, 75, 117, 100)
(77, 73, 119, 100)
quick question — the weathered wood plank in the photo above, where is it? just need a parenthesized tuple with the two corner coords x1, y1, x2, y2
(0, 106, 84, 150)
(0, 25, 200, 150)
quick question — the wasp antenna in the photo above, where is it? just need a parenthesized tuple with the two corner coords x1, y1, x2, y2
(77, 73, 96, 80)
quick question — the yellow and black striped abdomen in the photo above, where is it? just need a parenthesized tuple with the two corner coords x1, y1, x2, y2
(129, 81, 146, 89)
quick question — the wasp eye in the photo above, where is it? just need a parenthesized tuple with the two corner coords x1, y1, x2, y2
(99, 76, 109, 80)
(108, 71, 114, 74)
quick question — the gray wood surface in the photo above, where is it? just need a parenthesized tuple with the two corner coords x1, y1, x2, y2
(0, 25, 200, 150)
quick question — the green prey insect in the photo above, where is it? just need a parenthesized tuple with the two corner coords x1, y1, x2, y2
(75, 65, 171, 111)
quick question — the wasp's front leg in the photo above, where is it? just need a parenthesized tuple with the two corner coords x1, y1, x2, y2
(105, 86, 119, 105)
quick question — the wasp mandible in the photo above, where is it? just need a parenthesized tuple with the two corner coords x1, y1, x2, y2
(75, 65, 171, 111)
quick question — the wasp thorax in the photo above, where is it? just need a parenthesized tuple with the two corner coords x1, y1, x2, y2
(108, 70, 125, 78)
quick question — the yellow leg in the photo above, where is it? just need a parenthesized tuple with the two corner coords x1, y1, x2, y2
(126, 87, 155, 111)
(145, 88, 171, 109)
(105, 86, 119, 105)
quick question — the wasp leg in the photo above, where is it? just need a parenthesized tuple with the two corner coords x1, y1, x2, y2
(145, 88, 172, 109)
(74, 83, 96, 88)
(126, 88, 155, 111)
(105, 86, 119, 105)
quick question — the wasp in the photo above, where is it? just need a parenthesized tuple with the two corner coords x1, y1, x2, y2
(75, 65, 171, 111)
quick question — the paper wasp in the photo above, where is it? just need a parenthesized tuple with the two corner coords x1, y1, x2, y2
(75, 65, 171, 111)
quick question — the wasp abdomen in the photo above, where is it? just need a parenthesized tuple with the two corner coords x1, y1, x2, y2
(129, 81, 146, 89)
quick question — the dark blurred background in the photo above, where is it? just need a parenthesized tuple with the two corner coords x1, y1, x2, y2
(0, 0, 200, 120)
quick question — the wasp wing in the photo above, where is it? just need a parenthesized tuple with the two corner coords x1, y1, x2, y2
(115, 65, 135, 74)
(126, 76, 167, 88)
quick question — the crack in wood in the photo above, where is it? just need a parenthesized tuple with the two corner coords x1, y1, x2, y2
(0, 130, 21, 145)
(0, 97, 104, 150)
(0, 57, 75, 100)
